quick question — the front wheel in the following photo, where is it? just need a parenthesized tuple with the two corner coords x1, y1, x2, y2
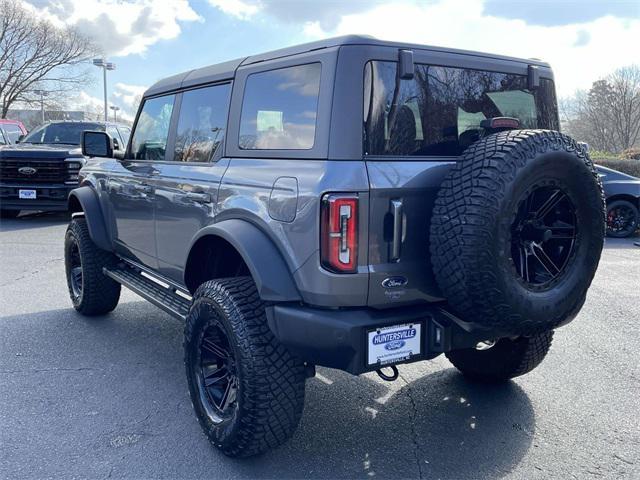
(64, 217, 121, 315)
(606, 199, 639, 238)
(446, 331, 553, 382)
(184, 277, 306, 457)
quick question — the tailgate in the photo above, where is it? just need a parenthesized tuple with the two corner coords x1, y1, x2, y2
(366, 159, 455, 307)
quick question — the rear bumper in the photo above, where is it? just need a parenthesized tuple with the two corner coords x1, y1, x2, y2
(0, 183, 74, 211)
(266, 303, 488, 375)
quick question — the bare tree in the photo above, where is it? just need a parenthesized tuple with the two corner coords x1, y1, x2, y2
(563, 65, 640, 153)
(0, 0, 98, 118)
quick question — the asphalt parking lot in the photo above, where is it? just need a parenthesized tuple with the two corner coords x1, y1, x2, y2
(1, 212, 638, 480)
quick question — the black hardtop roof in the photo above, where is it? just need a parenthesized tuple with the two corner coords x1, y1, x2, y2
(145, 35, 550, 97)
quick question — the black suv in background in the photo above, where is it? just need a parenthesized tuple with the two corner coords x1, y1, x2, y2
(0, 120, 131, 218)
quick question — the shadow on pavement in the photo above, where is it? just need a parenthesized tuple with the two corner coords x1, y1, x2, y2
(0, 210, 69, 232)
(0, 304, 535, 479)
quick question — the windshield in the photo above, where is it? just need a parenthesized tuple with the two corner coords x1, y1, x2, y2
(22, 122, 104, 145)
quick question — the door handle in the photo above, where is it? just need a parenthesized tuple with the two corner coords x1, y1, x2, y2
(134, 184, 153, 194)
(391, 199, 403, 261)
(185, 191, 211, 203)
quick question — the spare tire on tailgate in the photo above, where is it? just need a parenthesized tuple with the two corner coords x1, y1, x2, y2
(430, 129, 605, 336)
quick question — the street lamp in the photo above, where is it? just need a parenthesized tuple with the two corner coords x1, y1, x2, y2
(92, 58, 116, 123)
(33, 89, 48, 123)
(109, 105, 120, 122)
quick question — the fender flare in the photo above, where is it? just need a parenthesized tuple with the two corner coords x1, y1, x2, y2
(68, 186, 111, 251)
(187, 219, 301, 302)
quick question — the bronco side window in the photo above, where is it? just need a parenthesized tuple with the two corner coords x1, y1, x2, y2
(239, 63, 321, 150)
(173, 83, 231, 162)
(130, 95, 175, 161)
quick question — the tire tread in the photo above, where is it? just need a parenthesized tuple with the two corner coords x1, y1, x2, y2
(65, 217, 120, 315)
(184, 277, 306, 458)
(430, 129, 605, 334)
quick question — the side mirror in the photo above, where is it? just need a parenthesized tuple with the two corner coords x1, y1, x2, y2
(16, 134, 25, 143)
(82, 130, 113, 158)
(112, 137, 121, 150)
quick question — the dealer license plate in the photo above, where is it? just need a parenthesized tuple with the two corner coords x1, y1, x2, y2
(19, 189, 37, 199)
(367, 323, 422, 366)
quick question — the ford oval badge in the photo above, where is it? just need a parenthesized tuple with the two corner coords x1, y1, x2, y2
(382, 276, 408, 288)
(18, 166, 37, 176)
(385, 340, 406, 351)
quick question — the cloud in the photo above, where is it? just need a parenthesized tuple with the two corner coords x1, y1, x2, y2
(301, 0, 640, 96)
(573, 29, 591, 47)
(24, 0, 202, 57)
(483, 0, 639, 27)
(67, 83, 148, 122)
(208, 0, 260, 20)
(207, 0, 387, 30)
(112, 83, 147, 110)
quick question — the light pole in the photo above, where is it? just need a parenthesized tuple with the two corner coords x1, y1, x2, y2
(33, 89, 48, 123)
(109, 105, 120, 122)
(92, 58, 116, 123)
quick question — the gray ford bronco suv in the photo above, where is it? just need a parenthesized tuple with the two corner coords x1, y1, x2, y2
(64, 36, 605, 457)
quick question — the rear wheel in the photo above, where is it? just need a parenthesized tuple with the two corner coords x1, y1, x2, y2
(184, 277, 306, 457)
(430, 130, 605, 336)
(606, 199, 639, 238)
(446, 331, 553, 382)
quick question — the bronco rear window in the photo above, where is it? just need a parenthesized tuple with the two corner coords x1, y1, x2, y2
(364, 61, 559, 157)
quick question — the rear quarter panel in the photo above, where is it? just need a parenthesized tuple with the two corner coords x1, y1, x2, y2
(217, 158, 371, 306)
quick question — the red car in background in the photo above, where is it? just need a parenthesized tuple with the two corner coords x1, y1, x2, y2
(0, 119, 28, 145)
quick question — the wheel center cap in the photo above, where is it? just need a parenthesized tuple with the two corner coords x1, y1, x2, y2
(520, 222, 551, 243)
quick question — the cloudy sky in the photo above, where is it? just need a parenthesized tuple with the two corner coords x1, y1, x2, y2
(23, 0, 640, 121)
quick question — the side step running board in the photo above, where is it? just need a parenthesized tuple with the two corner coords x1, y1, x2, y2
(103, 264, 191, 321)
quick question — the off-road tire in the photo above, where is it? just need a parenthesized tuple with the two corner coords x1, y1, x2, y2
(446, 331, 553, 382)
(0, 209, 19, 219)
(64, 217, 120, 315)
(430, 130, 605, 336)
(184, 277, 306, 458)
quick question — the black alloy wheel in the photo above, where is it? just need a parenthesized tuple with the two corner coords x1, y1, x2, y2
(68, 236, 83, 300)
(606, 200, 639, 238)
(184, 277, 306, 457)
(196, 322, 239, 423)
(430, 129, 605, 335)
(511, 184, 577, 290)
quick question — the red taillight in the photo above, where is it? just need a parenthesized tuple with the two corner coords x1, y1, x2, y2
(321, 193, 358, 273)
